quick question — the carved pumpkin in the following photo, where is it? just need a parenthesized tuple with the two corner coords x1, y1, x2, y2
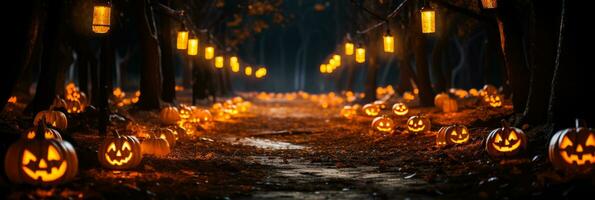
(485, 94, 502, 108)
(407, 114, 431, 134)
(340, 106, 357, 119)
(371, 115, 395, 133)
(97, 131, 142, 170)
(178, 105, 192, 119)
(34, 110, 68, 130)
(392, 103, 409, 116)
(441, 98, 458, 113)
(156, 128, 177, 147)
(436, 125, 470, 146)
(65, 100, 85, 114)
(224, 104, 239, 116)
(362, 104, 380, 117)
(548, 119, 595, 173)
(434, 93, 450, 107)
(373, 100, 387, 110)
(160, 106, 181, 125)
(141, 136, 171, 157)
(4, 124, 77, 185)
(485, 121, 527, 158)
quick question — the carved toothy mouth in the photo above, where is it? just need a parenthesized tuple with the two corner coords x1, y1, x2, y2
(22, 161, 67, 182)
(492, 140, 521, 152)
(450, 135, 469, 144)
(376, 126, 393, 132)
(560, 151, 595, 165)
(105, 151, 133, 166)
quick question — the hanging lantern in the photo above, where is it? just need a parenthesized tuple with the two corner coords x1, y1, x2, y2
(320, 64, 327, 74)
(92, 2, 111, 34)
(345, 42, 354, 55)
(255, 67, 267, 78)
(329, 59, 337, 70)
(245, 66, 253, 76)
(355, 47, 366, 63)
(230, 56, 240, 72)
(176, 30, 189, 50)
(383, 30, 395, 53)
(187, 38, 198, 56)
(215, 56, 224, 68)
(205, 46, 215, 60)
(481, 0, 497, 9)
(420, 6, 436, 34)
(333, 54, 341, 66)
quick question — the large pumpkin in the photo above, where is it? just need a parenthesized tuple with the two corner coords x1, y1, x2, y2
(436, 125, 470, 146)
(97, 131, 142, 170)
(548, 119, 595, 174)
(485, 121, 527, 158)
(371, 115, 395, 133)
(441, 98, 458, 113)
(4, 125, 78, 185)
(407, 114, 431, 134)
(160, 106, 181, 125)
(34, 110, 68, 130)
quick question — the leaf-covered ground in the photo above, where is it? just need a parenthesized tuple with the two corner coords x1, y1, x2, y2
(1, 93, 593, 199)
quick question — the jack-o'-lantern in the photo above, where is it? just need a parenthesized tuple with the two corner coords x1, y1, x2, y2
(160, 106, 181, 125)
(392, 103, 409, 116)
(191, 109, 212, 123)
(441, 98, 458, 113)
(434, 93, 450, 107)
(25, 119, 62, 140)
(548, 119, 595, 173)
(485, 94, 502, 108)
(178, 120, 196, 135)
(65, 100, 85, 114)
(141, 136, 171, 157)
(372, 115, 394, 133)
(4, 124, 78, 185)
(407, 114, 431, 134)
(485, 121, 527, 158)
(97, 130, 142, 170)
(340, 106, 357, 119)
(224, 104, 239, 116)
(156, 128, 177, 147)
(178, 105, 192, 119)
(436, 125, 470, 146)
(34, 109, 68, 130)
(362, 104, 380, 117)
(373, 100, 387, 110)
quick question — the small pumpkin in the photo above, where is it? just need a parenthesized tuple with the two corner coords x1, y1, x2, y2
(548, 119, 595, 174)
(4, 123, 78, 185)
(485, 94, 502, 108)
(178, 105, 192, 119)
(436, 125, 470, 146)
(392, 102, 409, 116)
(441, 98, 458, 113)
(97, 130, 142, 170)
(156, 128, 177, 147)
(371, 115, 395, 133)
(407, 114, 431, 134)
(141, 136, 171, 157)
(34, 109, 68, 130)
(160, 106, 181, 125)
(485, 121, 527, 158)
(362, 103, 380, 117)
(434, 93, 450, 107)
(340, 106, 357, 119)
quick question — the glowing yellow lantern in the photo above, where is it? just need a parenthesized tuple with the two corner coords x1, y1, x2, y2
(333, 54, 341, 66)
(345, 42, 354, 55)
(245, 66, 253, 76)
(383, 32, 395, 53)
(355, 47, 366, 63)
(176, 30, 189, 50)
(215, 56, 224, 69)
(421, 6, 436, 34)
(187, 38, 198, 56)
(481, 0, 497, 9)
(230, 56, 240, 72)
(255, 67, 267, 78)
(329, 59, 337, 69)
(92, 3, 111, 33)
(320, 64, 327, 74)
(205, 46, 215, 60)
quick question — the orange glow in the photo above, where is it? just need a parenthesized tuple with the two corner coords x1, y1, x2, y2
(92, 5, 111, 33)
(355, 48, 365, 63)
(383, 35, 394, 53)
(344, 42, 354, 55)
(205, 46, 215, 60)
(245, 66, 253, 76)
(187, 38, 198, 56)
(215, 56, 224, 68)
(421, 7, 436, 33)
(176, 31, 189, 50)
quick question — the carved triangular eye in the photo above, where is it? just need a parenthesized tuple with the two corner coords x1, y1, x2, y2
(122, 141, 131, 151)
(585, 134, 595, 147)
(450, 131, 458, 136)
(495, 134, 503, 143)
(108, 143, 117, 152)
(44, 131, 55, 139)
(409, 120, 414, 125)
(47, 145, 62, 161)
(508, 131, 518, 141)
(22, 150, 37, 165)
(417, 120, 423, 125)
(560, 136, 573, 149)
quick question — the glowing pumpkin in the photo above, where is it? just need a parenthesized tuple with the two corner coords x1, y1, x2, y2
(485, 94, 502, 108)
(191, 109, 212, 123)
(548, 119, 595, 174)
(157, 128, 177, 147)
(485, 121, 527, 158)
(434, 93, 450, 107)
(371, 115, 395, 133)
(441, 98, 458, 113)
(407, 114, 431, 134)
(373, 100, 387, 110)
(141, 137, 171, 157)
(362, 104, 380, 117)
(97, 131, 142, 170)
(392, 103, 409, 116)
(340, 106, 357, 119)
(436, 125, 470, 146)
(65, 100, 85, 114)
(160, 106, 181, 125)
(34, 110, 68, 130)
(178, 105, 192, 119)
(4, 124, 77, 185)
(24, 119, 62, 140)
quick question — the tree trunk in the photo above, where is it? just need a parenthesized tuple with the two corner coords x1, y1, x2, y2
(411, 12, 435, 107)
(363, 45, 378, 103)
(496, 1, 530, 113)
(157, 0, 176, 103)
(547, 0, 595, 129)
(521, 0, 562, 125)
(135, 0, 162, 110)
(430, 11, 450, 93)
